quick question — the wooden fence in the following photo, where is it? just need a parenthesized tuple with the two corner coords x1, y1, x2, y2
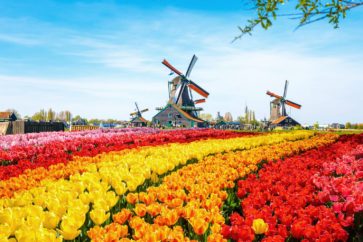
(0, 121, 65, 135)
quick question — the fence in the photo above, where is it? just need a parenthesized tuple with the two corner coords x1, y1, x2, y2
(0, 121, 65, 135)
(70, 125, 99, 132)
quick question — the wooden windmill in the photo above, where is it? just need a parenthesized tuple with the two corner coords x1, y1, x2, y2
(153, 55, 209, 128)
(266, 80, 302, 126)
(130, 102, 149, 127)
(162, 55, 209, 118)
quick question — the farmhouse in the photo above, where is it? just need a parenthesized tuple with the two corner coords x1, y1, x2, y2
(153, 103, 204, 128)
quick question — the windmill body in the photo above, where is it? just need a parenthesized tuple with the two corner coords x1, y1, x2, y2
(266, 81, 302, 127)
(153, 55, 210, 128)
(130, 102, 149, 127)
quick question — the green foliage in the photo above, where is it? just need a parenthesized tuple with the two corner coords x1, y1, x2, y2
(31, 109, 47, 121)
(235, 0, 363, 39)
(314, 122, 319, 130)
(346, 122, 352, 129)
(199, 113, 214, 122)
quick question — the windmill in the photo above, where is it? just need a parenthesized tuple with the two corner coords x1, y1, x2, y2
(161, 55, 209, 118)
(130, 102, 149, 127)
(266, 80, 302, 126)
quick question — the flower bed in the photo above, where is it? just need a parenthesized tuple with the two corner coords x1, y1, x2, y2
(0, 131, 314, 242)
(0, 128, 251, 180)
(86, 133, 335, 242)
(223, 134, 363, 241)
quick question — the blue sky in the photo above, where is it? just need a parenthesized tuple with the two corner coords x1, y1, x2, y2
(0, 0, 362, 124)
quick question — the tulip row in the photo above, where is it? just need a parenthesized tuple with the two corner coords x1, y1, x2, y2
(223, 133, 363, 241)
(0, 131, 307, 199)
(0, 131, 315, 242)
(86, 133, 338, 242)
(0, 128, 250, 180)
(0, 128, 157, 149)
(312, 144, 363, 229)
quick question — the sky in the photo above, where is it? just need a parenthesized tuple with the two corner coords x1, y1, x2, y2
(0, 0, 362, 124)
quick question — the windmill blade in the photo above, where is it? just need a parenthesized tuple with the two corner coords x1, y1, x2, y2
(266, 91, 282, 99)
(285, 100, 302, 109)
(283, 80, 289, 99)
(185, 55, 198, 78)
(188, 80, 209, 98)
(194, 99, 206, 104)
(175, 82, 187, 105)
(140, 108, 149, 113)
(281, 101, 287, 116)
(135, 102, 140, 113)
(130, 111, 138, 116)
(162, 59, 183, 76)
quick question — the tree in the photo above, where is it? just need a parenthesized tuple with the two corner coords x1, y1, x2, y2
(199, 113, 213, 122)
(47, 108, 56, 122)
(224, 112, 233, 122)
(345, 122, 352, 129)
(314, 122, 319, 130)
(5, 109, 21, 119)
(244, 106, 250, 124)
(237, 116, 246, 124)
(72, 115, 83, 122)
(32, 109, 47, 121)
(234, 0, 363, 39)
(65, 111, 72, 123)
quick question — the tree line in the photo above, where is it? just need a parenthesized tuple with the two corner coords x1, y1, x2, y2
(5, 108, 123, 125)
(199, 105, 259, 125)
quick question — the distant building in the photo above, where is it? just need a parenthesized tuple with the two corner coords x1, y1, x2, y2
(152, 103, 205, 128)
(329, 123, 345, 129)
(130, 116, 148, 127)
(0, 112, 17, 122)
(271, 116, 300, 127)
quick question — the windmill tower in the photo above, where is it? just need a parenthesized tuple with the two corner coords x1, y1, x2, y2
(153, 55, 210, 128)
(130, 102, 149, 127)
(162, 55, 209, 118)
(266, 80, 302, 126)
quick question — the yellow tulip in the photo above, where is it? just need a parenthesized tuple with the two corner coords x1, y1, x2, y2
(90, 208, 110, 225)
(57, 225, 80, 240)
(0, 223, 11, 238)
(105, 191, 119, 209)
(43, 211, 60, 229)
(113, 181, 127, 195)
(251, 218, 268, 234)
(36, 229, 62, 242)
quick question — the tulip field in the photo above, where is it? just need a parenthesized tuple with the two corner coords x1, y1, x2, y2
(0, 129, 362, 242)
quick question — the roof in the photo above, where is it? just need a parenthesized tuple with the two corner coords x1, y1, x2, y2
(170, 103, 204, 123)
(0, 112, 13, 119)
(271, 116, 288, 125)
(131, 116, 148, 123)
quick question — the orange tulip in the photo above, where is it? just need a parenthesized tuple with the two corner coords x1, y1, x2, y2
(146, 203, 162, 217)
(166, 198, 184, 208)
(87, 226, 105, 241)
(126, 193, 138, 205)
(134, 203, 147, 217)
(182, 206, 196, 219)
(207, 233, 227, 242)
(112, 208, 132, 225)
(164, 209, 179, 226)
(189, 217, 209, 235)
(139, 192, 156, 205)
